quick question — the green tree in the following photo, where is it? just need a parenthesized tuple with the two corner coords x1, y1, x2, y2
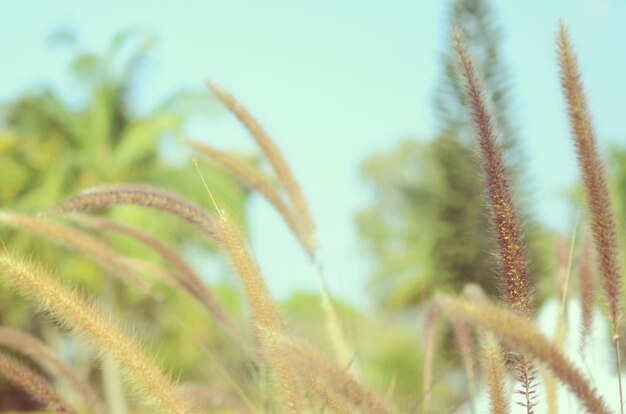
(1, 31, 246, 261)
(357, 0, 546, 309)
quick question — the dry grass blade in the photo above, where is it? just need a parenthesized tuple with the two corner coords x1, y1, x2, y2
(0, 327, 103, 414)
(70, 214, 231, 327)
(0, 253, 193, 414)
(215, 212, 282, 332)
(0, 351, 77, 414)
(0, 211, 149, 293)
(438, 295, 611, 414)
(206, 81, 316, 252)
(39, 184, 217, 239)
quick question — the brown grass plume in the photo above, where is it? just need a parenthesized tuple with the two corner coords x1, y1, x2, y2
(438, 295, 611, 414)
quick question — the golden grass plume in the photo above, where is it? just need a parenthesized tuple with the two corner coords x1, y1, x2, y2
(438, 295, 611, 414)
(0, 252, 193, 414)
(0, 211, 149, 293)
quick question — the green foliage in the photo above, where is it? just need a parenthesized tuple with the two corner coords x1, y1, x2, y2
(0, 32, 249, 408)
(0, 31, 247, 291)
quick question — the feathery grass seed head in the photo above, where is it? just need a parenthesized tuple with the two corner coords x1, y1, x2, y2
(40, 185, 217, 240)
(557, 23, 622, 335)
(438, 295, 611, 414)
(0, 253, 193, 414)
(452, 32, 532, 317)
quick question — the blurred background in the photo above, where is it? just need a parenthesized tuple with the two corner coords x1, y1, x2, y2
(1, 0, 625, 412)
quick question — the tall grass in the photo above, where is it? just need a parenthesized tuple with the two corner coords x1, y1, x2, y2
(0, 20, 623, 414)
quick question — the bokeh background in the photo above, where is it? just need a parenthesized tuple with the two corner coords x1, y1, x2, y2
(1, 0, 625, 412)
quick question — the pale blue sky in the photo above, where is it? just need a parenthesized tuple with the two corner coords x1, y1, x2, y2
(1, 1, 625, 308)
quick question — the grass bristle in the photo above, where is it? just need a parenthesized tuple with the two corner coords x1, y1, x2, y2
(39, 184, 217, 239)
(0, 211, 150, 293)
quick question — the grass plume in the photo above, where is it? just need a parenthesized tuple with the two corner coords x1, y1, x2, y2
(557, 22, 624, 412)
(0, 252, 193, 414)
(182, 138, 309, 249)
(69, 213, 232, 327)
(40, 184, 217, 239)
(0, 211, 149, 293)
(452, 32, 532, 316)
(438, 295, 611, 414)
(205, 81, 316, 253)
(453, 30, 535, 412)
(0, 351, 77, 414)
(192, 87, 351, 373)
(480, 335, 509, 414)
(214, 211, 302, 413)
(557, 24, 622, 334)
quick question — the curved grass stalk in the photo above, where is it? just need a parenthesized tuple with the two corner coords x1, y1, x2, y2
(557, 22, 624, 413)
(182, 138, 312, 254)
(69, 214, 232, 327)
(0, 252, 193, 414)
(438, 295, 611, 414)
(205, 81, 316, 253)
(0, 351, 77, 414)
(0, 327, 103, 414)
(39, 184, 217, 239)
(215, 212, 303, 413)
(0, 211, 149, 293)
